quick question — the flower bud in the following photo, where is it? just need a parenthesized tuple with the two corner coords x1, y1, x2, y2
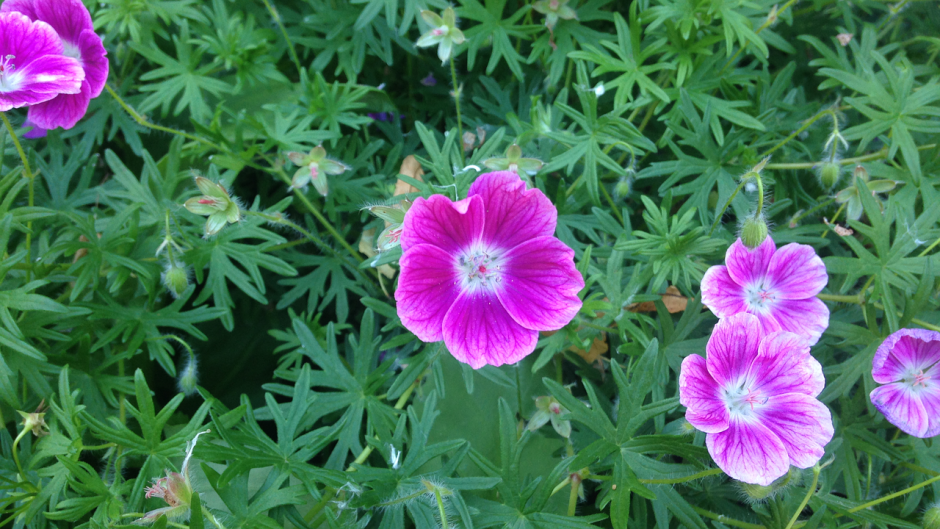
(924, 502, 940, 529)
(178, 354, 199, 396)
(740, 482, 774, 502)
(852, 164, 868, 182)
(614, 176, 631, 200)
(162, 261, 190, 299)
(740, 215, 768, 249)
(819, 161, 841, 189)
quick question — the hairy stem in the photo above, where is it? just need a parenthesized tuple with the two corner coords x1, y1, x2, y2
(450, 56, 465, 166)
(784, 464, 820, 529)
(1, 112, 35, 281)
(260, 0, 304, 77)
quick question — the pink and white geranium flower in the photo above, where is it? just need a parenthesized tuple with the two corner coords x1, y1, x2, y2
(870, 328, 940, 438)
(701, 237, 830, 345)
(0, 11, 83, 111)
(1, 0, 108, 131)
(395, 171, 583, 368)
(680, 313, 834, 486)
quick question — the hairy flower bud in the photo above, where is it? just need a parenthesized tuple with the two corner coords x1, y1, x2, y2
(177, 354, 199, 396)
(740, 482, 774, 502)
(740, 215, 768, 249)
(614, 176, 631, 200)
(818, 161, 841, 189)
(924, 502, 940, 529)
(162, 261, 190, 299)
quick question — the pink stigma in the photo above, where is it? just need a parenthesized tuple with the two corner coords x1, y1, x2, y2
(758, 290, 774, 302)
(478, 265, 487, 274)
(432, 28, 445, 36)
(913, 370, 930, 388)
(744, 389, 766, 410)
(198, 198, 214, 204)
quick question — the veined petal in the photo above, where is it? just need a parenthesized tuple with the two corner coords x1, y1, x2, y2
(919, 376, 940, 438)
(496, 236, 583, 331)
(437, 38, 452, 64)
(700, 265, 747, 318)
(748, 331, 825, 397)
(679, 354, 730, 433)
(0, 87, 58, 111)
(872, 328, 940, 384)
(767, 297, 829, 346)
(194, 176, 229, 200)
(395, 244, 461, 343)
(420, 10, 444, 27)
(183, 197, 218, 216)
(25, 79, 90, 129)
(870, 383, 929, 438)
(401, 194, 484, 254)
(0, 0, 37, 19)
(758, 393, 833, 468)
(31, 0, 94, 44)
(766, 243, 828, 299)
(0, 12, 62, 63)
(442, 7, 456, 27)
(442, 289, 538, 369)
(416, 31, 442, 48)
(706, 418, 789, 486)
(12, 53, 83, 95)
(205, 214, 228, 236)
(77, 29, 108, 97)
(467, 171, 557, 249)
(725, 237, 775, 287)
(706, 313, 763, 388)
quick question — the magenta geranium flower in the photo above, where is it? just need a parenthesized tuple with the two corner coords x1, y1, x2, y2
(701, 237, 830, 345)
(679, 313, 834, 485)
(1, 0, 108, 130)
(0, 11, 83, 111)
(870, 329, 940, 438)
(395, 171, 583, 368)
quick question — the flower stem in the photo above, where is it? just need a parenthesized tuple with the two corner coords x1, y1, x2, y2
(450, 56, 465, 166)
(841, 473, 940, 516)
(692, 507, 766, 529)
(754, 173, 764, 218)
(11, 427, 37, 492)
(567, 473, 581, 517)
(790, 197, 837, 225)
(259, 0, 304, 77)
(760, 110, 836, 158)
(784, 464, 820, 529)
(1, 112, 35, 282)
(765, 144, 936, 170)
(434, 488, 449, 528)
(104, 85, 225, 152)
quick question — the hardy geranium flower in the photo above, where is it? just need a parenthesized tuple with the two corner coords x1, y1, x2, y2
(286, 145, 349, 196)
(870, 329, 940, 438)
(701, 237, 829, 345)
(183, 176, 241, 237)
(1, 0, 108, 131)
(0, 11, 83, 111)
(680, 313, 834, 485)
(395, 171, 583, 369)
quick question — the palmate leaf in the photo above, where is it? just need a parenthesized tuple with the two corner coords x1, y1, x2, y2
(131, 21, 232, 121)
(188, 217, 298, 330)
(459, 0, 535, 82)
(277, 253, 366, 323)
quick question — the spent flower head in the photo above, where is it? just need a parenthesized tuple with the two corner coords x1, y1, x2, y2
(17, 400, 48, 437)
(532, 0, 577, 30)
(679, 313, 833, 485)
(183, 176, 241, 237)
(483, 144, 544, 175)
(527, 396, 571, 438)
(286, 145, 350, 196)
(416, 8, 465, 65)
(136, 429, 210, 524)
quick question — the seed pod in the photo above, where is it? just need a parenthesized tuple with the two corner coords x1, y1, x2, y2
(740, 215, 769, 249)
(925, 503, 940, 529)
(178, 354, 199, 396)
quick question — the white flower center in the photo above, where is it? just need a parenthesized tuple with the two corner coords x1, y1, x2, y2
(0, 55, 21, 92)
(744, 280, 776, 313)
(457, 247, 504, 292)
(901, 369, 933, 393)
(722, 382, 767, 418)
(62, 41, 82, 62)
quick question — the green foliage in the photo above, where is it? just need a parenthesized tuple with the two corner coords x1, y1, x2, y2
(1, 0, 939, 527)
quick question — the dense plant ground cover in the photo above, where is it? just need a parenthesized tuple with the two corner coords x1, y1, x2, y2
(1, 0, 940, 526)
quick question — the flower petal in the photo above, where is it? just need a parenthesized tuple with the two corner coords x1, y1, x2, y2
(919, 377, 940, 438)
(467, 171, 557, 250)
(0, 12, 62, 63)
(395, 243, 461, 343)
(25, 80, 91, 130)
(766, 297, 829, 346)
(870, 383, 929, 438)
(183, 197, 217, 216)
(700, 265, 747, 318)
(766, 243, 828, 299)
(679, 354, 730, 433)
(0, 0, 37, 18)
(442, 289, 538, 369)
(14, 53, 83, 94)
(706, 313, 763, 388)
(748, 331, 825, 397)
(31, 0, 94, 44)
(872, 328, 940, 384)
(725, 237, 775, 287)
(757, 393, 833, 468)
(77, 29, 109, 97)
(401, 194, 484, 254)
(496, 236, 583, 331)
(706, 418, 789, 486)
